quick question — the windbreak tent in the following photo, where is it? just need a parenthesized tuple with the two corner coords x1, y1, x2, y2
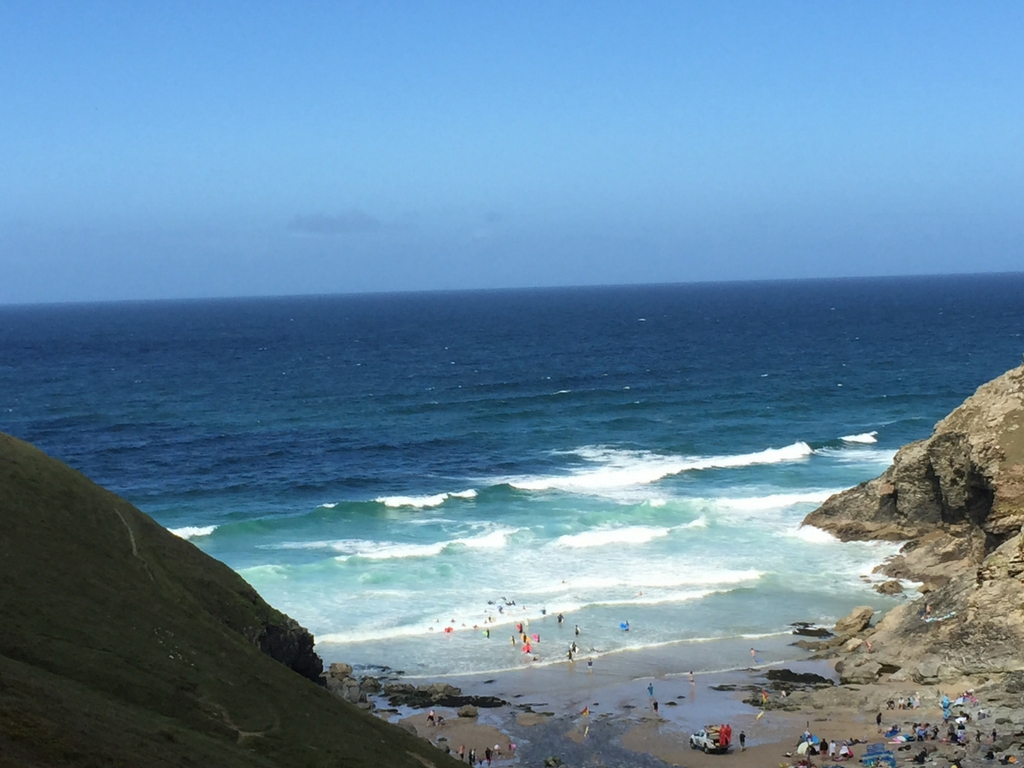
(797, 741, 810, 755)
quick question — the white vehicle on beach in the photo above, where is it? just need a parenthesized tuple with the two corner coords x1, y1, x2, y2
(689, 724, 732, 754)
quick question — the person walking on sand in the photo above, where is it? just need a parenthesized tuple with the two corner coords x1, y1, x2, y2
(740, 731, 746, 751)
(689, 670, 695, 685)
(647, 682, 654, 698)
(575, 624, 580, 636)
(457, 744, 465, 761)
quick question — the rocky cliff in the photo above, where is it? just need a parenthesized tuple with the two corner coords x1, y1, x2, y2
(802, 364, 1024, 683)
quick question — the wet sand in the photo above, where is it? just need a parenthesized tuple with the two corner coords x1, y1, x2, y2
(372, 630, 975, 767)
(374, 633, 888, 766)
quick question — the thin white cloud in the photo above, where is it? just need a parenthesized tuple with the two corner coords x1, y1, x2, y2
(288, 211, 381, 236)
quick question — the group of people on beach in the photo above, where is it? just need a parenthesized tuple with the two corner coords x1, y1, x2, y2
(452, 742, 512, 765)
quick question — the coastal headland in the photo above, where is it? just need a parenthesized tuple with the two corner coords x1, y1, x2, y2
(3, 363, 1024, 766)
(335, 364, 1024, 766)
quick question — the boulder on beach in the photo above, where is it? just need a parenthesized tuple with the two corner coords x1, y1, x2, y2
(834, 606, 874, 635)
(330, 662, 354, 678)
(765, 668, 834, 687)
(418, 682, 462, 699)
(458, 705, 479, 718)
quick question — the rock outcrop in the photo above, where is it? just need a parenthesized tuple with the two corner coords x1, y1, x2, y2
(834, 606, 874, 635)
(805, 364, 1024, 548)
(801, 364, 1024, 683)
(249, 613, 323, 684)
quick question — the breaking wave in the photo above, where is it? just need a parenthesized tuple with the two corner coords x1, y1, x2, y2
(168, 525, 218, 539)
(552, 525, 671, 549)
(841, 431, 879, 444)
(507, 442, 814, 494)
(375, 489, 478, 508)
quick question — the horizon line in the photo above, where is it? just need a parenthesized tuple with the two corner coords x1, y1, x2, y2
(2, 269, 1022, 310)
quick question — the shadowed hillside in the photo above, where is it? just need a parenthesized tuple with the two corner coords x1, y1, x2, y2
(0, 432, 458, 768)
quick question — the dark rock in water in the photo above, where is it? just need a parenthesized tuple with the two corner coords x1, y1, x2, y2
(386, 689, 507, 709)
(666, 700, 678, 706)
(417, 682, 462, 698)
(359, 675, 382, 693)
(765, 669, 834, 686)
(875, 579, 904, 595)
(791, 622, 834, 638)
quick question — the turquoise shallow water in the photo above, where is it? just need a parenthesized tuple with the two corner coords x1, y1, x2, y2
(2, 275, 1022, 676)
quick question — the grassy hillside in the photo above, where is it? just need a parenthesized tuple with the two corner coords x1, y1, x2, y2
(0, 432, 459, 768)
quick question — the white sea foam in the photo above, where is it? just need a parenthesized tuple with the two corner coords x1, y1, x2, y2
(552, 525, 670, 549)
(787, 525, 839, 544)
(451, 526, 518, 550)
(714, 490, 842, 511)
(315, 576, 759, 646)
(318, 502, 338, 509)
(168, 525, 217, 539)
(340, 541, 447, 560)
(647, 498, 668, 507)
(313, 525, 519, 561)
(507, 442, 814, 494)
(841, 431, 879, 444)
(816, 445, 895, 465)
(681, 514, 708, 529)
(375, 488, 477, 508)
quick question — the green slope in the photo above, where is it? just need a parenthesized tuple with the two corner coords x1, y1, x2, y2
(0, 432, 458, 768)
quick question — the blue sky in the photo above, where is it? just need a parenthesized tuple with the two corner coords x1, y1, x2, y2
(1, 2, 1022, 303)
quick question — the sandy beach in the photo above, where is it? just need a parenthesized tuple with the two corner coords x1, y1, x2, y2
(363, 630, 972, 768)
(352, 608, 1024, 768)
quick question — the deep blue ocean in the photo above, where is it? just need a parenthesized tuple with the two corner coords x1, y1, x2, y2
(2, 275, 1022, 677)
